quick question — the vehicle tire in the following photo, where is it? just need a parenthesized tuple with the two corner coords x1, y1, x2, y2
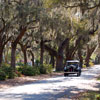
(77, 72, 81, 77)
(64, 73, 68, 77)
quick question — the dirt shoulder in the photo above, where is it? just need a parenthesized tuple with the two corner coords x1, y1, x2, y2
(0, 68, 89, 90)
(0, 72, 63, 90)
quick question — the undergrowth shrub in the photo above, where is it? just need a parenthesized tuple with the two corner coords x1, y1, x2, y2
(0, 69, 6, 80)
(17, 64, 53, 76)
(17, 65, 40, 76)
(89, 61, 94, 67)
(39, 64, 52, 74)
(0, 63, 53, 80)
(2, 66, 16, 79)
(82, 65, 86, 68)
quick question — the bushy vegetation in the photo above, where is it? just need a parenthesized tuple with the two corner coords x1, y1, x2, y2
(0, 69, 6, 80)
(2, 66, 16, 79)
(39, 64, 53, 74)
(89, 61, 94, 67)
(82, 65, 87, 68)
(17, 65, 40, 76)
(16, 64, 53, 76)
(0, 0, 99, 80)
(0, 64, 16, 80)
(0, 63, 53, 81)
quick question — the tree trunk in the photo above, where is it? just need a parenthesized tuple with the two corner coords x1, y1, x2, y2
(56, 38, 69, 71)
(85, 46, 91, 67)
(29, 50, 34, 66)
(11, 27, 27, 69)
(0, 48, 3, 67)
(0, 42, 4, 67)
(85, 54, 90, 67)
(56, 53, 63, 71)
(31, 55, 34, 67)
(19, 42, 28, 65)
(85, 45, 96, 67)
(50, 55, 55, 68)
(65, 39, 73, 61)
(11, 43, 16, 70)
(40, 38, 44, 65)
(23, 50, 27, 65)
(78, 48, 83, 68)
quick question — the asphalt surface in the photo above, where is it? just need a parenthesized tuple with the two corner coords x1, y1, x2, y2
(0, 65, 100, 100)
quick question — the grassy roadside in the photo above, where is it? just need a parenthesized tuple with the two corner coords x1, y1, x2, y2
(73, 76, 100, 100)
(73, 91, 100, 100)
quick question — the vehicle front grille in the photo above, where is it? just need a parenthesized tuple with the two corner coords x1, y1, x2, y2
(69, 67, 74, 72)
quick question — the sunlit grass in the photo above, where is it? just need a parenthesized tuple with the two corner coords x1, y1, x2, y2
(97, 76, 100, 81)
(76, 91, 100, 100)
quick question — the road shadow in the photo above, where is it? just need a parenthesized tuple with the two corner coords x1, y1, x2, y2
(0, 84, 100, 100)
(0, 87, 89, 100)
(0, 66, 100, 100)
(0, 78, 100, 100)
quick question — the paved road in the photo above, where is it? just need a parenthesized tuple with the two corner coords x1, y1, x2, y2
(0, 65, 100, 100)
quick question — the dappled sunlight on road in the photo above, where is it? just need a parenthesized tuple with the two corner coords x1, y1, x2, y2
(0, 65, 100, 100)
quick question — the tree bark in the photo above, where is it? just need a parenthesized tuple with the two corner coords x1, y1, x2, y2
(19, 41, 30, 65)
(78, 48, 83, 68)
(56, 38, 69, 71)
(0, 48, 3, 67)
(56, 53, 64, 71)
(85, 45, 96, 67)
(11, 27, 27, 69)
(44, 44, 57, 57)
(66, 40, 74, 61)
(0, 41, 5, 67)
(50, 55, 55, 68)
(29, 50, 34, 66)
(44, 44, 57, 68)
(40, 38, 44, 65)
(11, 43, 16, 69)
(23, 50, 27, 65)
(44, 38, 69, 71)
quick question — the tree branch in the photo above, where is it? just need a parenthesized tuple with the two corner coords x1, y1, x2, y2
(3, 36, 12, 46)
(44, 44, 57, 57)
(14, 27, 27, 45)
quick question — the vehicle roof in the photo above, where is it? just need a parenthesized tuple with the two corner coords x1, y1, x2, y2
(66, 60, 79, 63)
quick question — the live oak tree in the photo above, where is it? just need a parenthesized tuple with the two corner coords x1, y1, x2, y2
(0, 1, 12, 67)
(0, 0, 100, 72)
(9, 0, 41, 69)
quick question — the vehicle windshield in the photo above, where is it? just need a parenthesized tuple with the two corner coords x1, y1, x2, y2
(67, 62, 78, 66)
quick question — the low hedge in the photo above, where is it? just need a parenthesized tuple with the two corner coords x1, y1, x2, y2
(0, 63, 53, 80)
(0, 69, 6, 80)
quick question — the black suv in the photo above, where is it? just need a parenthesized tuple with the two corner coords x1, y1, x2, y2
(64, 60, 81, 77)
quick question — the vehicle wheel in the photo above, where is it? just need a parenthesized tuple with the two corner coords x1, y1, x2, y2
(64, 73, 68, 77)
(77, 72, 81, 77)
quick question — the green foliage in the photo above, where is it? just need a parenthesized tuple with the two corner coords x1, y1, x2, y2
(0, 64, 16, 80)
(35, 60, 40, 66)
(17, 64, 53, 76)
(0, 69, 6, 81)
(16, 62, 24, 67)
(78, 91, 100, 100)
(15, 71, 22, 77)
(82, 65, 86, 68)
(89, 61, 94, 67)
(1, 65, 16, 79)
(43, 0, 59, 8)
(97, 77, 100, 81)
(17, 65, 40, 76)
(39, 64, 53, 74)
(97, 76, 100, 81)
(0, 0, 98, 75)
